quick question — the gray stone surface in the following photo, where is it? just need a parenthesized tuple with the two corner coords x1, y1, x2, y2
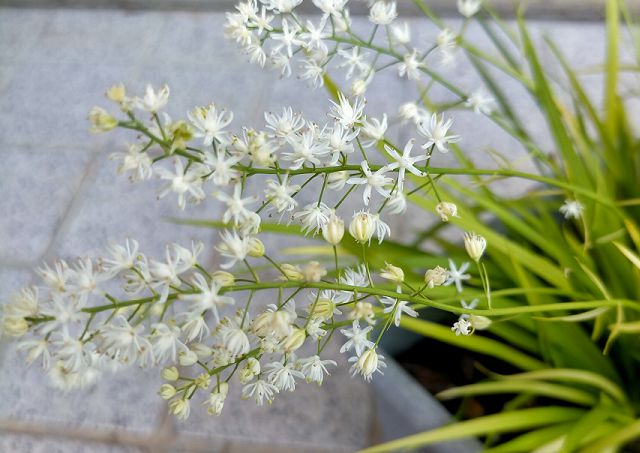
(0, 148, 94, 265)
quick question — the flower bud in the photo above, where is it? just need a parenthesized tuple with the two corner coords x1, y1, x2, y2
(355, 348, 381, 380)
(322, 214, 345, 245)
(303, 261, 327, 282)
(168, 398, 190, 421)
(327, 171, 349, 191)
(281, 327, 306, 353)
(424, 265, 449, 288)
(162, 366, 180, 381)
(194, 372, 211, 390)
(205, 382, 228, 416)
(178, 349, 198, 366)
(2, 317, 28, 337)
(159, 384, 177, 399)
(239, 357, 261, 384)
(280, 264, 304, 281)
(349, 301, 375, 324)
(247, 237, 265, 258)
(398, 102, 419, 121)
(463, 232, 487, 262)
(435, 202, 458, 222)
(191, 342, 213, 359)
(380, 263, 404, 284)
(106, 83, 126, 103)
(169, 120, 194, 152)
(311, 297, 336, 321)
(211, 271, 235, 287)
(470, 315, 492, 330)
(349, 211, 376, 244)
(88, 107, 118, 133)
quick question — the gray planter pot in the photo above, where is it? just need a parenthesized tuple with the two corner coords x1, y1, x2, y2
(371, 353, 481, 453)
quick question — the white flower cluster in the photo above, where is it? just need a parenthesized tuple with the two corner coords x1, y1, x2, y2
(5, 0, 499, 422)
(224, 0, 491, 113)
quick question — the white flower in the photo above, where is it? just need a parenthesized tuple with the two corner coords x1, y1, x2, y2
(327, 170, 349, 191)
(201, 148, 241, 186)
(379, 263, 404, 284)
(299, 355, 337, 385)
(418, 113, 461, 153)
(336, 265, 369, 303)
(360, 114, 388, 148)
(224, 12, 253, 46)
(381, 297, 418, 327)
(272, 19, 303, 57)
(390, 22, 411, 46)
(169, 398, 191, 421)
(398, 49, 423, 81)
(369, 0, 397, 25)
(187, 103, 233, 146)
(329, 92, 366, 128)
(560, 199, 584, 219)
(283, 130, 328, 169)
(245, 41, 267, 67)
(265, 360, 305, 391)
(347, 161, 393, 206)
(424, 265, 449, 288)
(179, 273, 235, 322)
(134, 84, 169, 113)
(37, 260, 70, 293)
(265, 107, 304, 140)
(436, 28, 457, 53)
(445, 259, 471, 293)
(435, 201, 459, 222)
(340, 320, 374, 356)
(109, 144, 153, 182)
(204, 382, 229, 415)
(233, 129, 277, 168)
(293, 202, 332, 235)
(457, 0, 481, 18)
(465, 89, 495, 115)
(312, 0, 347, 16)
(102, 238, 139, 276)
(180, 315, 210, 343)
(349, 347, 386, 381)
(97, 315, 153, 366)
(5, 286, 40, 320)
(17, 338, 51, 369)
(460, 298, 479, 320)
(216, 230, 250, 269)
(299, 57, 325, 88)
(156, 159, 205, 209)
(215, 184, 259, 227)
(373, 213, 391, 244)
(398, 102, 429, 124)
(300, 17, 330, 53)
(262, 0, 302, 14)
(264, 175, 300, 214)
(242, 379, 279, 406)
(218, 318, 250, 356)
(270, 50, 292, 77)
(385, 189, 407, 215)
(324, 123, 358, 165)
(39, 294, 86, 336)
(463, 232, 487, 262)
(384, 139, 428, 190)
(251, 7, 273, 33)
(452, 318, 472, 336)
(67, 257, 107, 296)
(151, 323, 187, 364)
(338, 47, 370, 80)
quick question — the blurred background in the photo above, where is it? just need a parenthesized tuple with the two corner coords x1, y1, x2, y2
(0, 1, 634, 452)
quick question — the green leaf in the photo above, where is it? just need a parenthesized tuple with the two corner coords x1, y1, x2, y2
(358, 407, 585, 453)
